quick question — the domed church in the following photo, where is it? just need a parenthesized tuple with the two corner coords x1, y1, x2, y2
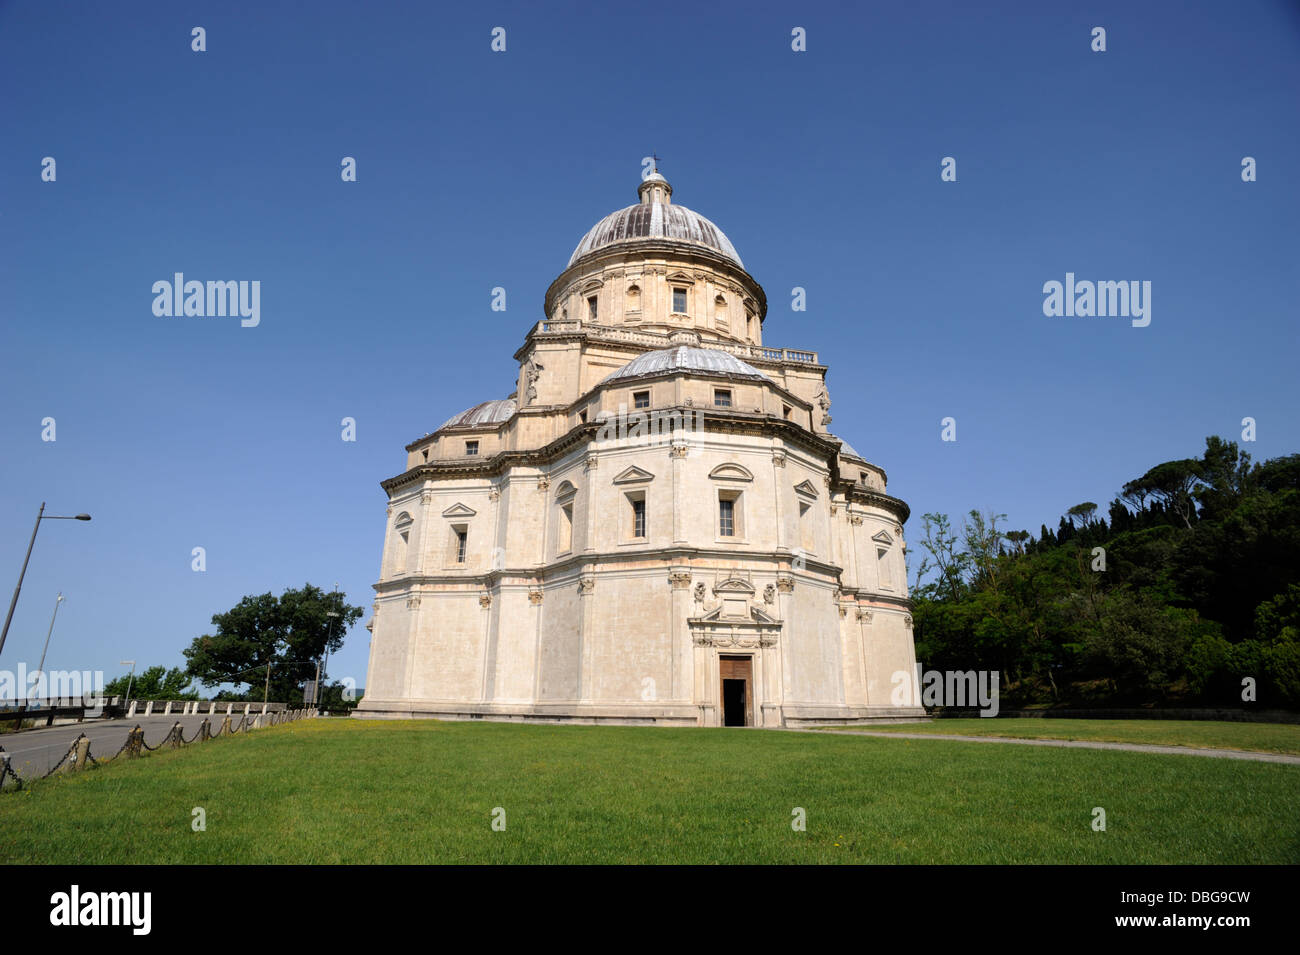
(356, 169, 923, 726)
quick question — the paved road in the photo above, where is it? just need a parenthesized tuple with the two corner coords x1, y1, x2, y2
(0, 714, 274, 780)
(791, 728, 1300, 765)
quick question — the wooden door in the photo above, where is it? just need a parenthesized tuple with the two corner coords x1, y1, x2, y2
(719, 655, 753, 727)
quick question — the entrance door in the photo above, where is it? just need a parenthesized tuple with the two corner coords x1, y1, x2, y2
(719, 655, 753, 727)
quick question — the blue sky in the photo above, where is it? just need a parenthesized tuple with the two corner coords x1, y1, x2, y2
(1, 0, 1297, 696)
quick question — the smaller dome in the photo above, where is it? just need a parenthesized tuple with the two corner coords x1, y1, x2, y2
(600, 346, 769, 385)
(437, 398, 516, 432)
(834, 437, 866, 461)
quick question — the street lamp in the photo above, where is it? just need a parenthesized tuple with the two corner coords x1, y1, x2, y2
(314, 611, 341, 711)
(30, 592, 65, 707)
(0, 503, 91, 659)
(120, 661, 136, 713)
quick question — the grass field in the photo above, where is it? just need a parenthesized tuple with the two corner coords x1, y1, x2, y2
(2, 719, 1297, 864)
(816, 718, 1300, 755)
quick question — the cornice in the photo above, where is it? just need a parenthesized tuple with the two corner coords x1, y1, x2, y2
(382, 410, 855, 496)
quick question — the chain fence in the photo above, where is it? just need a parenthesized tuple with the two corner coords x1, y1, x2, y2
(0, 708, 313, 792)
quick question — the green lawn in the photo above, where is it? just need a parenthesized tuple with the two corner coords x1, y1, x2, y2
(2, 719, 1296, 864)
(816, 718, 1300, 755)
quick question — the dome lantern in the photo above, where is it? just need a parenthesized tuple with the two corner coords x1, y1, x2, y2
(637, 171, 673, 206)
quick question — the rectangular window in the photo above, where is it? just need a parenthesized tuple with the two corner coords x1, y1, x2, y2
(714, 389, 732, 408)
(799, 502, 814, 553)
(449, 526, 467, 564)
(632, 498, 646, 538)
(465, 441, 479, 456)
(719, 497, 735, 537)
(672, 288, 687, 313)
(587, 295, 598, 320)
(782, 404, 791, 419)
(559, 503, 574, 553)
(877, 547, 893, 589)
(633, 390, 650, 409)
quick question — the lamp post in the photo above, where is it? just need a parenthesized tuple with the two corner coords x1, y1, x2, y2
(30, 592, 64, 707)
(0, 503, 91, 659)
(120, 660, 136, 713)
(310, 608, 340, 712)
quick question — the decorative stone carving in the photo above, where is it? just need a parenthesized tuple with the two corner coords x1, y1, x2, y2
(772, 450, 786, 467)
(693, 632, 778, 649)
(763, 584, 776, 604)
(669, 443, 690, 458)
(479, 593, 492, 609)
(669, 571, 692, 589)
(815, 383, 832, 426)
(584, 455, 598, 471)
(524, 357, 544, 405)
(693, 582, 706, 602)
(684, 396, 694, 407)
(537, 476, 550, 491)
(488, 488, 501, 502)
(406, 596, 421, 610)
(856, 609, 873, 623)
(850, 514, 864, 525)
(775, 575, 795, 593)
(904, 614, 913, 629)
(420, 489, 434, 505)
(528, 588, 544, 605)
(578, 577, 596, 596)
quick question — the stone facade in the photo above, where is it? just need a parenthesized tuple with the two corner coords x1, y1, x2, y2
(356, 171, 924, 726)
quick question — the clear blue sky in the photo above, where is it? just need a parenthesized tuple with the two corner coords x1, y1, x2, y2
(2, 0, 1297, 696)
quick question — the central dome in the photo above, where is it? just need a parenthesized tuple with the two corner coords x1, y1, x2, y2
(568, 172, 743, 269)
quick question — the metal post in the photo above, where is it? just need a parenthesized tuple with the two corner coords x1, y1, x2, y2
(32, 592, 64, 707)
(121, 660, 136, 715)
(0, 503, 45, 659)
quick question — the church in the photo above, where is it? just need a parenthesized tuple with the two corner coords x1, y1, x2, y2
(355, 169, 923, 726)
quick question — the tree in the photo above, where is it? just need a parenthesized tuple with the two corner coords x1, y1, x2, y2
(104, 665, 197, 700)
(910, 513, 970, 601)
(183, 584, 364, 703)
(1066, 502, 1098, 529)
(1123, 459, 1204, 529)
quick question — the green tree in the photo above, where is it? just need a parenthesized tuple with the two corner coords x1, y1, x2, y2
(104, 665, 197, 700)
(183, 584, 364, 703)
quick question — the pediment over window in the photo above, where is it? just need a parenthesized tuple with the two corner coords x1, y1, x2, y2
(554, 480, 577, 499)
(793, 479, 819, 499)
(393, 510, 413, 526)
(666, 270, 694, 284)
(709, 463, 754, 482)
(714, 577, 755, 595)
(577, 278, 604, 294)
(442, 502, 477, 518)
(613, 465, 655, 485)
(872, 530, 894, 545)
